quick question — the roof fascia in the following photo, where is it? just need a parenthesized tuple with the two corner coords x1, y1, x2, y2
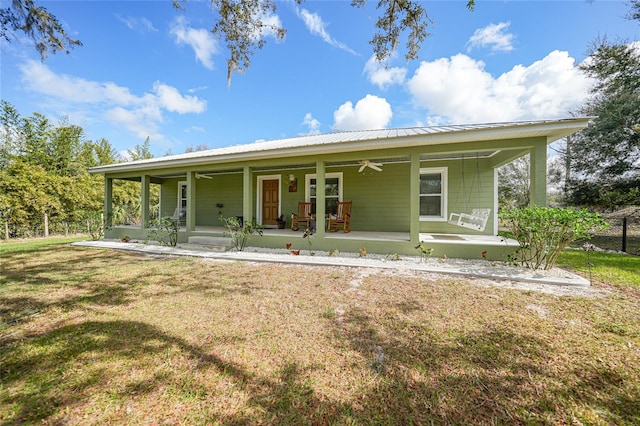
(91, 118, 590, 175)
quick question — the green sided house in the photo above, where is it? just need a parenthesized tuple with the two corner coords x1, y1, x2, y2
(89, 117, 591, 260)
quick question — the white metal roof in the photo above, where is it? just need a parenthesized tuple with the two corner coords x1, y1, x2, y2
(90, 117, 591, 174)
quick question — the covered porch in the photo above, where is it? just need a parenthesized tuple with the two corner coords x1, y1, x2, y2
(108, 223, 519, 260)
(95, 119, 591, 261)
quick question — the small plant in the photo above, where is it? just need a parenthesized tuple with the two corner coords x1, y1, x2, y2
(147, 217, 179, 247)
(285, 242, 292, 250)
(358, 246, 367, 257)
(322, 307, 336, 319)
(219, 215, 263, 251)
(415, 241, 433, 262)
(583, 242, 596, 284)
(385, 253, 401, 261)
(83, 211, 106, 241)
(120, 235, 131, 242)
(303, 228, 314, 255)
(328, 248, 340, 257)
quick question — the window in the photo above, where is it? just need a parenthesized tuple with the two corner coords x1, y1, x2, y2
(306, 173, 343, 215)
(178, 181, 187, 212)
(420, 167, 447, 220)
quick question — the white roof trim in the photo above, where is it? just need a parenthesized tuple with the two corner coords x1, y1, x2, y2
(90, 117, 592, 174)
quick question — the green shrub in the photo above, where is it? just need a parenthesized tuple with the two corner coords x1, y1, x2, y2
(147, 217, 178, 247)
(500, 206, 609, 270)
(219, 215, 263, 251)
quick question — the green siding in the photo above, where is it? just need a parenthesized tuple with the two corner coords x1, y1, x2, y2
(198, 173, 244, 225)
(341, 163, 410, 232)
(157, 159, 496, 234)
(421, 157, 495, 234)
(161, 174, 244, 226)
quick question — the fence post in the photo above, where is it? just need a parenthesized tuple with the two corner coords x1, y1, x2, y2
(44, 212, 49, 238)
(4, 219, 8, 240)
(622, 217, 627, 253)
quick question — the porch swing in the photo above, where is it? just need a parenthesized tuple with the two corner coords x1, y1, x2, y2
(447, 153, 491, 232)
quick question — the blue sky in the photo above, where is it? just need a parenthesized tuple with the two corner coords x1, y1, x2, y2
(2, 0, 638, 157)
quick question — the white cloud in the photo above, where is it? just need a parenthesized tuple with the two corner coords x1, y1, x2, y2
(296, 7, 356, 55)
(115, 14, 158, 33)
(19, 59, 207, 141)
(333, 95, 393, 131)
(406, 51, 592, 124)
(467, 22, 514, 53)
(153, 82, 206, 114)
(170, 16, 218, 70)
(363, 55, 407, 89)
(259, 10, 285, 41)
(300, 113, 321, 135)
(186, 126, 206, 133)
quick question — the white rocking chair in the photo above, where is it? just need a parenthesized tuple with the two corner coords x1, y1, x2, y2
(448, 208, 491, 232)
(171, 207, 186, 226)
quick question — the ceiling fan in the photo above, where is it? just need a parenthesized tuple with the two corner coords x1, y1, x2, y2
(358, 160, 383, 173)
(195, 173, 213, 179)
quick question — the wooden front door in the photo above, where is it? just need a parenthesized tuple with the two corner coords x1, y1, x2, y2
(262, 179, 279, 225)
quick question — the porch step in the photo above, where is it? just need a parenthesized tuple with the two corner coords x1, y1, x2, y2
(185, 236, 234, 252)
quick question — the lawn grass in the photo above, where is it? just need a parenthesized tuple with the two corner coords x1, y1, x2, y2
(1, 240, 639, 425)
(0, 236, 86, 255)
(556, 249, 640, 289)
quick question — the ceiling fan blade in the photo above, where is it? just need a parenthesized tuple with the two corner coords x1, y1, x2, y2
(369, 164, 382, 172)
(358, 164, 367, 172)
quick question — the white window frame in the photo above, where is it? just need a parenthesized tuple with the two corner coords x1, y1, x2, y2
(305, 172, 343, 213)
(256, 174, 282, 225)
(419, 167, 448, 221)
(177, 181, 187, 212)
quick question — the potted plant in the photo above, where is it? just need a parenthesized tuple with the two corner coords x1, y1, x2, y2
(276, 214, 286, 229)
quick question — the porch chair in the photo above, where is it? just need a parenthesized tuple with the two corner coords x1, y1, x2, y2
(448, 208, 490, 232)
(171, 207, 186, 226)
(327, 201, 352, 233)
(291, 202, 312, 231)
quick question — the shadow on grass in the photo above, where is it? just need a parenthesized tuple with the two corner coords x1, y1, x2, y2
(0, 319, 252, 424)
(0, 247, 264, 324)
(327, 306, 640, 424)
(1, 319, 350, 425)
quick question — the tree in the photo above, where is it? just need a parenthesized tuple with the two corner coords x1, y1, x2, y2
(0, 0, 82, 59)
(90, 138, 119, 167)
(498, 154, 567, 209)
(185, 144, 210, 153)
(0, 100, 22, 168)
(49, 117, 86, 177)
(127, 136, 154, 161)
(174, 0, 475, 85)
(565, 4, 640, 207)
(628, 1, 640, 21)
(498, 156, 530, 209)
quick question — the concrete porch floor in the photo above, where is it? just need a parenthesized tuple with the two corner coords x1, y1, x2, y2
(185, 225, 518, 246)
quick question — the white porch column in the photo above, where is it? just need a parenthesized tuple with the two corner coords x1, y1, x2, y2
(242, 166, 253, 225)
(315, 160, 326, 237)
(141, 174, 150, 228)
(409, 153, 421, 244)
(186, 171, 196, 231)
(529, 141, 547, 206)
